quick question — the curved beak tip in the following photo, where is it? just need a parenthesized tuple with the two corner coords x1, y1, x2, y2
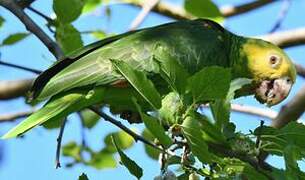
(255, 77, 293, 106)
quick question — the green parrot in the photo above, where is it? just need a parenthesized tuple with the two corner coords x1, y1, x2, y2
(2, 19, 296, 139)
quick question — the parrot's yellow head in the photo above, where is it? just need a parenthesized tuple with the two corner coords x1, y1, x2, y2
(241, 38, 296, 106)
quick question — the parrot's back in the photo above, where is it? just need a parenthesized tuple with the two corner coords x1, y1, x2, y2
(32, 19, 232, 101)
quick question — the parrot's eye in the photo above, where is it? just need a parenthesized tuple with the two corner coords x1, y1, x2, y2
(269, 55, 281, 68)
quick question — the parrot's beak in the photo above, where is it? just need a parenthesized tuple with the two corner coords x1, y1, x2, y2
(255, 76, 293, 106)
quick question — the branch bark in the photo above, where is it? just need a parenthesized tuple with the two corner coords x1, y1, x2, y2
(271, 85, 305, 128)
(0, 0, 64, 59)
(128, 0, 159, 31)
(126, 0, 275, 20)
(0, 79, 33, 100)
(0, 110, 34, 122)
(258, 27, 305, 48)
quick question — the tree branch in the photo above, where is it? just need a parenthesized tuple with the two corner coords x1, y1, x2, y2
(128, 0, 159, 31)
(271, 85, 305, 128)
(17, 0, 36, 9)
(0, 60, 42, 74)
(126, 0, 275, 20)
(221, 0, 275, 17)
(0, 79, 33, 100)
(258, 27, 305, 48)
(0, 0, 64, 59)
(89, 106, 168, 154)
(0, 110, 34, 122)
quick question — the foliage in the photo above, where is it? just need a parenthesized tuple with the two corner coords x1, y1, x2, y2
(1, 0, 305, 179)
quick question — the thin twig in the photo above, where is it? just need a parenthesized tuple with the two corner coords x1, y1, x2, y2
(55, 118, 67, 169)
(269, 0, 291, 33)
(0, 0, 64, 59)
(27, 6, 54, 23)
(17, 0, 36, 9)
(129, 0, 159, 31)
(0, 60, 42, 74)
(0, 110, 35, 122)
(77, 112, 87, 148)
(89, 106, 166, 153)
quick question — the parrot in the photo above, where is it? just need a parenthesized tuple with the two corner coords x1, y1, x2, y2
(2, 19, 296, 139)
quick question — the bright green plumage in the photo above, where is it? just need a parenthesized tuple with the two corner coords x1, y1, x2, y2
(2, 19, 296, 139)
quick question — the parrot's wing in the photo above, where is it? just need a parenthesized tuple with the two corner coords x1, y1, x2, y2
(3, 87, 106, 139)
(30, 30, 141, 100)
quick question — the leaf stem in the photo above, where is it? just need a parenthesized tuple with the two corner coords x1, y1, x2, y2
(55, 118, 67, 168)
(89, 106, 170, 155)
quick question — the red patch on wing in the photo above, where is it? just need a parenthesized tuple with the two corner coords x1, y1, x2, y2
(111, 80, 129, 88)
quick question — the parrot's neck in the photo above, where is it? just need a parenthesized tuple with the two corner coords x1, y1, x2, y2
(228, 35, 258, 97)
(228, 35, 253, 79)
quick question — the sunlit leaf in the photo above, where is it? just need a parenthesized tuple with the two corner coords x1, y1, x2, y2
(155, 56, 190, 94)
(88, 150, 117, 169)
(83, 0, 102, 13)
(181, 116, 213, 164)
(55, 23, 83, 54)
(112, 136, 143, 179)
(1, 33, 29, 46)
(104, 130, 134, 153)
(91, 30, 107, 40)
(211, 78, 251, 129)
(62, 141, 82, 162)
(134, 100, 172, 148)
(187, 66, 231, 103)
(142, 129, 159, 160)
(111, 59, 161, 109)
(80, 109, 100, 129)
(53, 0, 84, 23)
(184, 0, 224, 23)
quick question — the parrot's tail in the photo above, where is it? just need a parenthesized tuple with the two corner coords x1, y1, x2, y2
(2, 87, 106, 139)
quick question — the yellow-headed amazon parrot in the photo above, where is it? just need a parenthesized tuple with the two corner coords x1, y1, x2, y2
(2, 19, 296, 139)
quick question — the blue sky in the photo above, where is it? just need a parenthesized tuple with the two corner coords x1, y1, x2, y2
(0, 0, 305, 179)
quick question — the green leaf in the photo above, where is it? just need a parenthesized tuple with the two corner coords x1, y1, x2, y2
(104, 130, 134, 153)
(83, 0, 102, 13)
(53, 0, 84, 23)
(156, 56, 190, 94)
(184, 0, 224, 23)
(78, 173, 89, 180)
(188, 66, 231, 103)
(284, 145, 301, 179)
(210, 78, 251, 129)
(42, 117, 63, 129)
(1, 33, 29, 46)
(159, 92, 184, 125)
(55, 23, 83, 54)
(142, 129, 159, 160)
(112, 136, 143, 179)
(80, 109, 100, 129)
(255, 122, 305, 158)
(88, 150, 117, 169)
(181, 116, 213, 164)
(134, 100, 172, 148)
(62, 141, 82, 161)
(0, 16, 5, 28)
(194, 112, 227, 144)
(91, 30, 107, 40)
(111, 59, 161, 109)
